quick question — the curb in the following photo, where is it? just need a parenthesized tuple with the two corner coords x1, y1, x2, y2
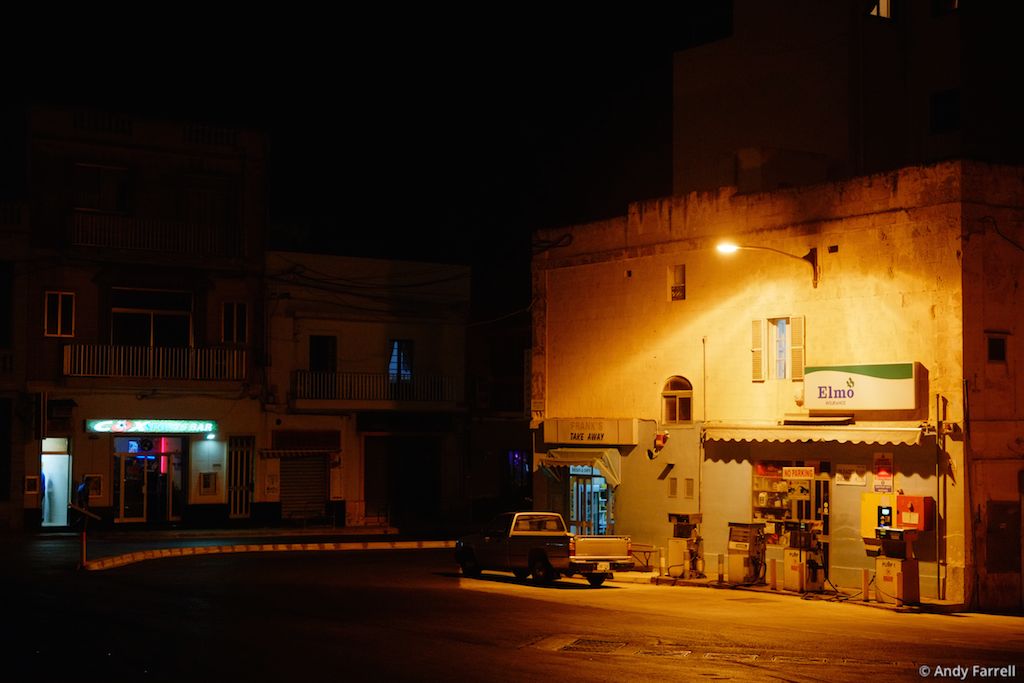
(83, 539, 457, 571)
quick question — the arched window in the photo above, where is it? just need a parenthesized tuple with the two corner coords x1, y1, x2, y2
(662, 376, 693, 424)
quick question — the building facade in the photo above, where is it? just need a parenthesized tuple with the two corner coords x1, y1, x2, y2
(262, 250, 470, 531)
(2, 105, 479, 534)
(531, 160, 1024, 611)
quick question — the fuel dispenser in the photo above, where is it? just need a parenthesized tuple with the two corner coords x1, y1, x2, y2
(861, 493, 934, 604)
(727, 522, 765, 584)
(666, 513, 703, 578)
(783, 523, 825, 593)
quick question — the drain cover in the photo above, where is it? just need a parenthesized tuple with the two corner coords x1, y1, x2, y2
(561, 639, 627, 654)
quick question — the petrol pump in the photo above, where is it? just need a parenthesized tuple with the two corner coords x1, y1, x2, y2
(782, 522, 825, 593)
(861, 493, 934, 604)
(727, 522, 766, 584)
(666, 513, 703, 578)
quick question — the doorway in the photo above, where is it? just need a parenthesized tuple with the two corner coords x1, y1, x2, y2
(40, 451, 71, 527)
(113, 436, 184, 523)
(569, 465, 609, 535)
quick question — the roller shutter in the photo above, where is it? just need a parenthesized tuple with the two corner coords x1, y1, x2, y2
(279, 454, 327, 520)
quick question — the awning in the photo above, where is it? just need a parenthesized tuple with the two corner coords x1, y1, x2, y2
(702, 422, 923, 446)
(533, 448, 622, 488)
(259, 449, 338, 460)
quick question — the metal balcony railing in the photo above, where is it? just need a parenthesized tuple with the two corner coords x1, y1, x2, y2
(64, 345, 246, 381)
(294, 371, 456, 402)
(70, 212, 243, 257)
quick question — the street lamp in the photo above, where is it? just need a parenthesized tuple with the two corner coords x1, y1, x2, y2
(716, 242, 819, 288)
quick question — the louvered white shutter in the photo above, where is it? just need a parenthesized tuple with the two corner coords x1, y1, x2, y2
(790, 315, 805, 380)
(751, 319, 765, 382)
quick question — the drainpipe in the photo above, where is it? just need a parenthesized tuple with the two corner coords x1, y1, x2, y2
(935, 393, 943, 600)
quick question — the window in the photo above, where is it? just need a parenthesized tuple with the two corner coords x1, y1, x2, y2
(73, 163, 130, 213)
(662, 376, 693, 424)
(110, 288, 191, 347)
(44, 291, 75, 337)
(930, 88, 961, 134)
(389, 339, 413, 381)
(222, 302, 247, 344)
(752, 316, 804, 382)
(987, 334, 1008, 363)
(668, 477, 678, 498)
(668, 264, 686, 301)
(309, 335, 337, 373)
(867, 0, 893, 18)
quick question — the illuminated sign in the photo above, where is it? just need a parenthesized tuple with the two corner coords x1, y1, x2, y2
(85, 419, 218, 434)
(543, 418, 639, 445)
(804, 363, 917, 411)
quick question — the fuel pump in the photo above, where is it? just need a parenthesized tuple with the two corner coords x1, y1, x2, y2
(667, 513, 703, 578)
(727, 522, 766, 584)
(782, 522, 824, 593)
(861, 493, 934, 604)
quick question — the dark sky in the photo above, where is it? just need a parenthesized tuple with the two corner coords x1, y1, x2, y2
(8, 11, 731, 315)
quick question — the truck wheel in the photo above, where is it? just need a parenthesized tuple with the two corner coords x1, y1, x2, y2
(531, 557, 556, 585)
(512, 568, 530, 580)
(459, 553, 481, 578)
(586, 575, 606, 587)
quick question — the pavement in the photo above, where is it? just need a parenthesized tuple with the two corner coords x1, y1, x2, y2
(15, 524, 968, 615)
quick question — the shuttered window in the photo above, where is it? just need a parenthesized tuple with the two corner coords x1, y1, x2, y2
(752, 316, 805, 382)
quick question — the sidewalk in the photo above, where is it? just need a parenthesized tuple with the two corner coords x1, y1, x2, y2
(40, 525, 967, 614)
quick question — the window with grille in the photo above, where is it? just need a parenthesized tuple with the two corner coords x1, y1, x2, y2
(668, 264, 686, 301)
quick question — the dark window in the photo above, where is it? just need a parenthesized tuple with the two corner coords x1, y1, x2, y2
(44, 291, 75, 337)
(110, 288, 192, 347)
(309, 335, 337, 373)
(930, 89, 961, 134)
(222, 302, 247, 344)
(0, 262, 11, 346)
(74, 163, 130, 213)
(931, 0, 958, 16)
(988, 335, 1008, 363)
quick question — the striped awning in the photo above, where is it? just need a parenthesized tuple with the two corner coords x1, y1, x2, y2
(533, 448, 622, 487)
(702, 422, 923, 446)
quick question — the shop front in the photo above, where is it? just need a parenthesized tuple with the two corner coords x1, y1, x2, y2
(533, 418, 635, 535)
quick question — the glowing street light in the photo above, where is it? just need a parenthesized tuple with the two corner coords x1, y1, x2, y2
(716, 241, 819, 288)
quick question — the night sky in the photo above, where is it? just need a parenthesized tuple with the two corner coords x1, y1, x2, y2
(7, 10, 731, 316)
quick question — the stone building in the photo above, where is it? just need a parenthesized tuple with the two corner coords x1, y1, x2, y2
(530, 160, 1024, 610)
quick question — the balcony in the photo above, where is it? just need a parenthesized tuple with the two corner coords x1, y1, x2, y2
(293, 371, 459, 406)
(64, 345, 246, 381)
(70, 212, 243, 257)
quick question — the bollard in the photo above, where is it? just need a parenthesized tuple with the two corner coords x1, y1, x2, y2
(862, 568, 870, 601)
(897, 571, 904, 606)
(717, 553, 724, 583)
(659, 548, 666, 577)
(769, 558, 777, 590)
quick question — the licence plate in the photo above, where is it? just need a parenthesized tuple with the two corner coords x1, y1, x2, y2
(597, 562, 610, 571)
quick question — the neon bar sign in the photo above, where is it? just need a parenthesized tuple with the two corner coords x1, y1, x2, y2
(86, 419, 218, 434)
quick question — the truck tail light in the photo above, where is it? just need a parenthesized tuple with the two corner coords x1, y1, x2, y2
(627, 538, 632, 556)
(569, 536, 576, 556)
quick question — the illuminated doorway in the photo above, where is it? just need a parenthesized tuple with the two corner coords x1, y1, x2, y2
(569, 465, 610, 535)
(40, 438, 71, 527)
(113, 436, 184, 523)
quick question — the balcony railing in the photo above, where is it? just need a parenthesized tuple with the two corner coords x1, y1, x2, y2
(294, 371, 456, 403)
(64, 345, 246, 381)
(70, 212, 243, 257)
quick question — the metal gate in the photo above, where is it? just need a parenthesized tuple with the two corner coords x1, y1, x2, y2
(280, 454, 327, 520)
(228, 435, 255, 518)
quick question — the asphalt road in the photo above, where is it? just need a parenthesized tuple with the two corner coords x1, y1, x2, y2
(5, 535, 1023, 682)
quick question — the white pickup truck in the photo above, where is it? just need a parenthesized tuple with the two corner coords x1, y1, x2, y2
(454, 511, 633, 587)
